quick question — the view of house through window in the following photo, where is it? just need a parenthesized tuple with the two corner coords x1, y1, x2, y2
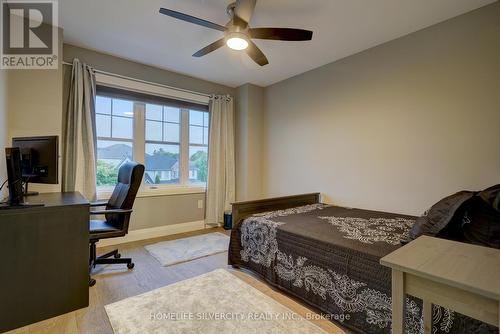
(144, 104, 181, 185)
(95, 90, 209, 190)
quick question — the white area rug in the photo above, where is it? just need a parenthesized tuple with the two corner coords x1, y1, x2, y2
(105, 269, 327, 334)
(144, 232, 230, 266)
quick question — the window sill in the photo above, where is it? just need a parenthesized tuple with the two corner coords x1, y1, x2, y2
(97, 185, 206, 200)
(139, 186, 206, 198)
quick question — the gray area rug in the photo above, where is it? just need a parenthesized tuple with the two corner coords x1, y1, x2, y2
(144, 232, 230, 266)
(105, 269, 327, 334)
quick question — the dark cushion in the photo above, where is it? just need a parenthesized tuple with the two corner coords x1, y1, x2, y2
(408, 191, 476, 241)
(478, 184, 500, 212)
(462, 196, 500, 248)
(89, 219, 120, 233)
(89, 219, 124, 240)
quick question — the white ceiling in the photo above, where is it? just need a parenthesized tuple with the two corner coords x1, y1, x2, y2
(60, 0, 495, 88)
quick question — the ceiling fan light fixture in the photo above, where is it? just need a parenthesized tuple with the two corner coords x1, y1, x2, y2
(226, 32, 249, 50)
(159, 0, 313, 66)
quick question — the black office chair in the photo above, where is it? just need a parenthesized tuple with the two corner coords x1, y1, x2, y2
(88, 161, 144, 287)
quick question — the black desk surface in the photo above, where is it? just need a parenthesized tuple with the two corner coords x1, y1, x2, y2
(23, 191, 89, 207)
(0, 191, 89, 211)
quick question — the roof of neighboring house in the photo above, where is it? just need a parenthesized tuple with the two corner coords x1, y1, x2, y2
(98, 143, 198, 171)
(145, 154, 177, 171)
(97, 143, 132, 160)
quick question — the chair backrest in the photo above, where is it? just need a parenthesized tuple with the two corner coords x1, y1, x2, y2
(106, 161, 144, 231)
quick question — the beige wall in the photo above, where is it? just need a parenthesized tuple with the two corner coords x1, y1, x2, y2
(63, 44, 235, 230)
(130, 193, 205, 230)
(263, 3, 500, 216)
(6, 29, 64, 194)
(235, 83, 264, 201)
(0, 70, 7, 199)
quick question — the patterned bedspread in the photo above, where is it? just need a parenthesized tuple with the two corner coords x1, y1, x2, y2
(228, 204, 496, 334)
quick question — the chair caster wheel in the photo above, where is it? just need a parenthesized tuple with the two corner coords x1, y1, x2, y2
(89, 278, 96, 287)
(127, 262, 135, 269)
(114, 253, 121, 258)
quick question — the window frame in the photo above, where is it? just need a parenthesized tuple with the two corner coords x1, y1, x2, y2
(94, 77, 210, 199)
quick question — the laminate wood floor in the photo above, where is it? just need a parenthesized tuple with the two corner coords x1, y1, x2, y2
(6, 228, 347, 334)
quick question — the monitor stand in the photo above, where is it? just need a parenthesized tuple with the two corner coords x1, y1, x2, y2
(23, 181, 39, 197)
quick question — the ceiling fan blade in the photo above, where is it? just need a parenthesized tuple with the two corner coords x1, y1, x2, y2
(234, 0, 257, 24)
(192, 39, 226, 57)
(246, 40, 269, 66)
(250, 28, 313, 41)
(159, 8, 226, 32)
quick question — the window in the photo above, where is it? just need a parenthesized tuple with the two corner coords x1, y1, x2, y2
(95, 96, 134, 187)
(145, 104, 181, 185)
(95, 86, 209, 193)
(189, 110, 209, 185)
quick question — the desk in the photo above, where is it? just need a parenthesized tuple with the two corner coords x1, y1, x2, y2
(380, 236, 500, 334)
(0, 192, 89, 333)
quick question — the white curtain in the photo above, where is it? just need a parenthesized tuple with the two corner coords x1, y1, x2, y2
(62, 58, 97, 200)
(205, 95, 235, 226)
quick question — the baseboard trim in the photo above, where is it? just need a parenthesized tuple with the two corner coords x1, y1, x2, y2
(96, 220, 206, 248)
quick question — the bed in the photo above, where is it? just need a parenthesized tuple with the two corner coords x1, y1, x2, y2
(228, 193, 496, 334)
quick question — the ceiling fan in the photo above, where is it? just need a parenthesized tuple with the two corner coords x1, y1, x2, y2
(159, 0, 313, 66)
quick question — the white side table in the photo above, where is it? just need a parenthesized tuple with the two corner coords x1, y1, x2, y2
(380, 236, 500, 334)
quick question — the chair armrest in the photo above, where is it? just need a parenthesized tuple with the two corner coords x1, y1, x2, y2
(90, 209, 133, 215)
(90, 201, 108, 207)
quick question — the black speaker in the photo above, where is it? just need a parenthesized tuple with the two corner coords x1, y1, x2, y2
(223, 211, 232, 230)
(5, 147, 24, 205)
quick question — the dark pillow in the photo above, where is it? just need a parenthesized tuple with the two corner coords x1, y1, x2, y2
(478, 184, 500, 212)
(462, 196, 500, 248)
(407, 191, 476, 241)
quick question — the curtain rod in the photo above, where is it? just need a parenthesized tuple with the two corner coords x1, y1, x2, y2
(62, 61, 211, 98)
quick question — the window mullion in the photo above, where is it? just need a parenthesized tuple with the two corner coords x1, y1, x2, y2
(134, 102, 145, 164)
(110, 98, 113, 137)
(180, 109, 189, 185)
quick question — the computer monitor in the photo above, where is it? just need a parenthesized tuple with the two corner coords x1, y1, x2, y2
(5, 147, 24, 205)
(12, 136, 58, 196)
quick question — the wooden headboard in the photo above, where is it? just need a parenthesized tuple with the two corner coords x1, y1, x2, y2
(231, 193, 321, 228)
